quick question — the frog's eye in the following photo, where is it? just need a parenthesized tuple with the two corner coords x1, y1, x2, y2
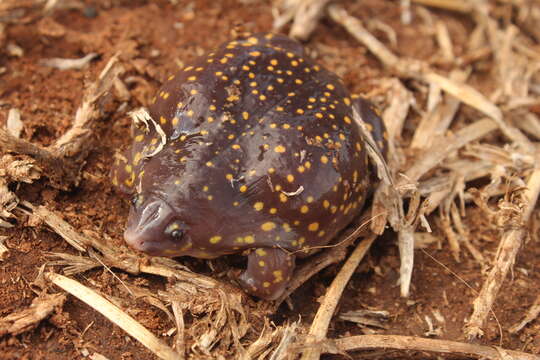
(165, 221, 185, 241)
(170, 229, 184, 240)
(131, 194, 143, 208)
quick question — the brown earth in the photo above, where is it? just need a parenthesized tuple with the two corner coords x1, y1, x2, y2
(0, 0, 539, 359)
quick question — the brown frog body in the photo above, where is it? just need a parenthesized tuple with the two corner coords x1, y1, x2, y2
(111, 32, 387, 300)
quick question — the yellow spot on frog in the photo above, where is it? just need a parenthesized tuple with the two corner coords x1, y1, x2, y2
(321, 155, 329, 164)
(256, 249, 267, 256)
(254, 202, 264, 211)
(263, 281, 271, 288)
(242, 112, 249, 120)
(261, 222, 276, 231)
(287, 174, 294, 183)
(274, 145, 286, 153)
(300, 205, 309, 214)
(135, 134, 144, 142)
(244, 235, 255, 244)
(269, 208, 277, 214)
(308, 222, 319, 232)
(239, 185, 248, 192)
(209, 236, 222, 244)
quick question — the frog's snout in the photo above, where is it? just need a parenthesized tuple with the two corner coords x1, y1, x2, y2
(124, 198, 175, 255)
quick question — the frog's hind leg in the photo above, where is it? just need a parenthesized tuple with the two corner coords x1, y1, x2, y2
(238, 248, 295, 301)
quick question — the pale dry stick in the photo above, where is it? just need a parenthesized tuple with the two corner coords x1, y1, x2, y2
(410, 0, 473, 12)
(327, 4, 399, 69)
(0, 129, 77, 190)
(329, 4, 533, 155)
(424, 72, 535, 155)
(52, 53, 123, 159)
(330, 334, 540, 360)
(272, 0, 302, 31)
(411, 70, 467, 149)
(171, 301, 185, 359)
(289, 0, 331, 41)
(0, 293, 66, 337)
(273, 211, 374, 307)
(509, 294, 540, 334)
(300, 235, 377, 360)
(435, 20, 454, 62)
(465, 166, 540, 339)
(46, 272, 180, 360)
(403, 118, 498, 186)
(379, 78, 414, 142)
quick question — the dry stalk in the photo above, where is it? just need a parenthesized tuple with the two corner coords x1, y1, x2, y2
(274, 210, 373, 307)
(0, 55, 123, 190)
(330, 334, 540, 360)
(301, 234, 376, 360)
(171, 300, 186, 359)
(410, 0, 473, 13)
(0, 293, 66, 337)
(46, 272, 180, 360)
(288, 0, 330, 41)
(509, 294, 540, 334)
(403, 119, 498, 186)
(465, 166, 540, 339)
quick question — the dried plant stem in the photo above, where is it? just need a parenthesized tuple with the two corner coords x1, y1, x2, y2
(465, 167, 540, 338)
(327, 4, 399, 69)
(301, 235, 377, 360)
(509, 294, 540, 334)
(410, 0, 473, 12)
(331, 334, 539, 360)
(289, 0, 330, 41)
(46, 272, 180, 360)
(274, 211, 373, 306)
(171, 301, 186, 359)
(0, 129, 78, 190)
(0, 293, 66, 337)
(403, 118, 498, 185)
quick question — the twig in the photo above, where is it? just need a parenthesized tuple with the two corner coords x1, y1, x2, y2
(465, 166, 540, 338)
(0, 293, 66, 337)
(0, 129, 78, 190)
(301, 235, 377, 360)
(274, 211, 374, 307)
(402, 118, 498, 186)
(46, 272, 179, 360)
(410, 0, 473, 13)
(52, 53, 123, 159)
(171, 301, 185, 359)
(330, 334, 539, 360)
(289, 0, 330, 41)
(509, 294, 540, 334)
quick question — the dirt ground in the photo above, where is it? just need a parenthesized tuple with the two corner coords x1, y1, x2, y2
(0, 0, 539, 359)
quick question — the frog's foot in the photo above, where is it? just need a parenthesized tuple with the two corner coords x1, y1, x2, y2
(238, 248, 295, 301)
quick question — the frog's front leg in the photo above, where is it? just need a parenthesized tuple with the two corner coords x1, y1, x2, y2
(238, 248, 295, 300)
